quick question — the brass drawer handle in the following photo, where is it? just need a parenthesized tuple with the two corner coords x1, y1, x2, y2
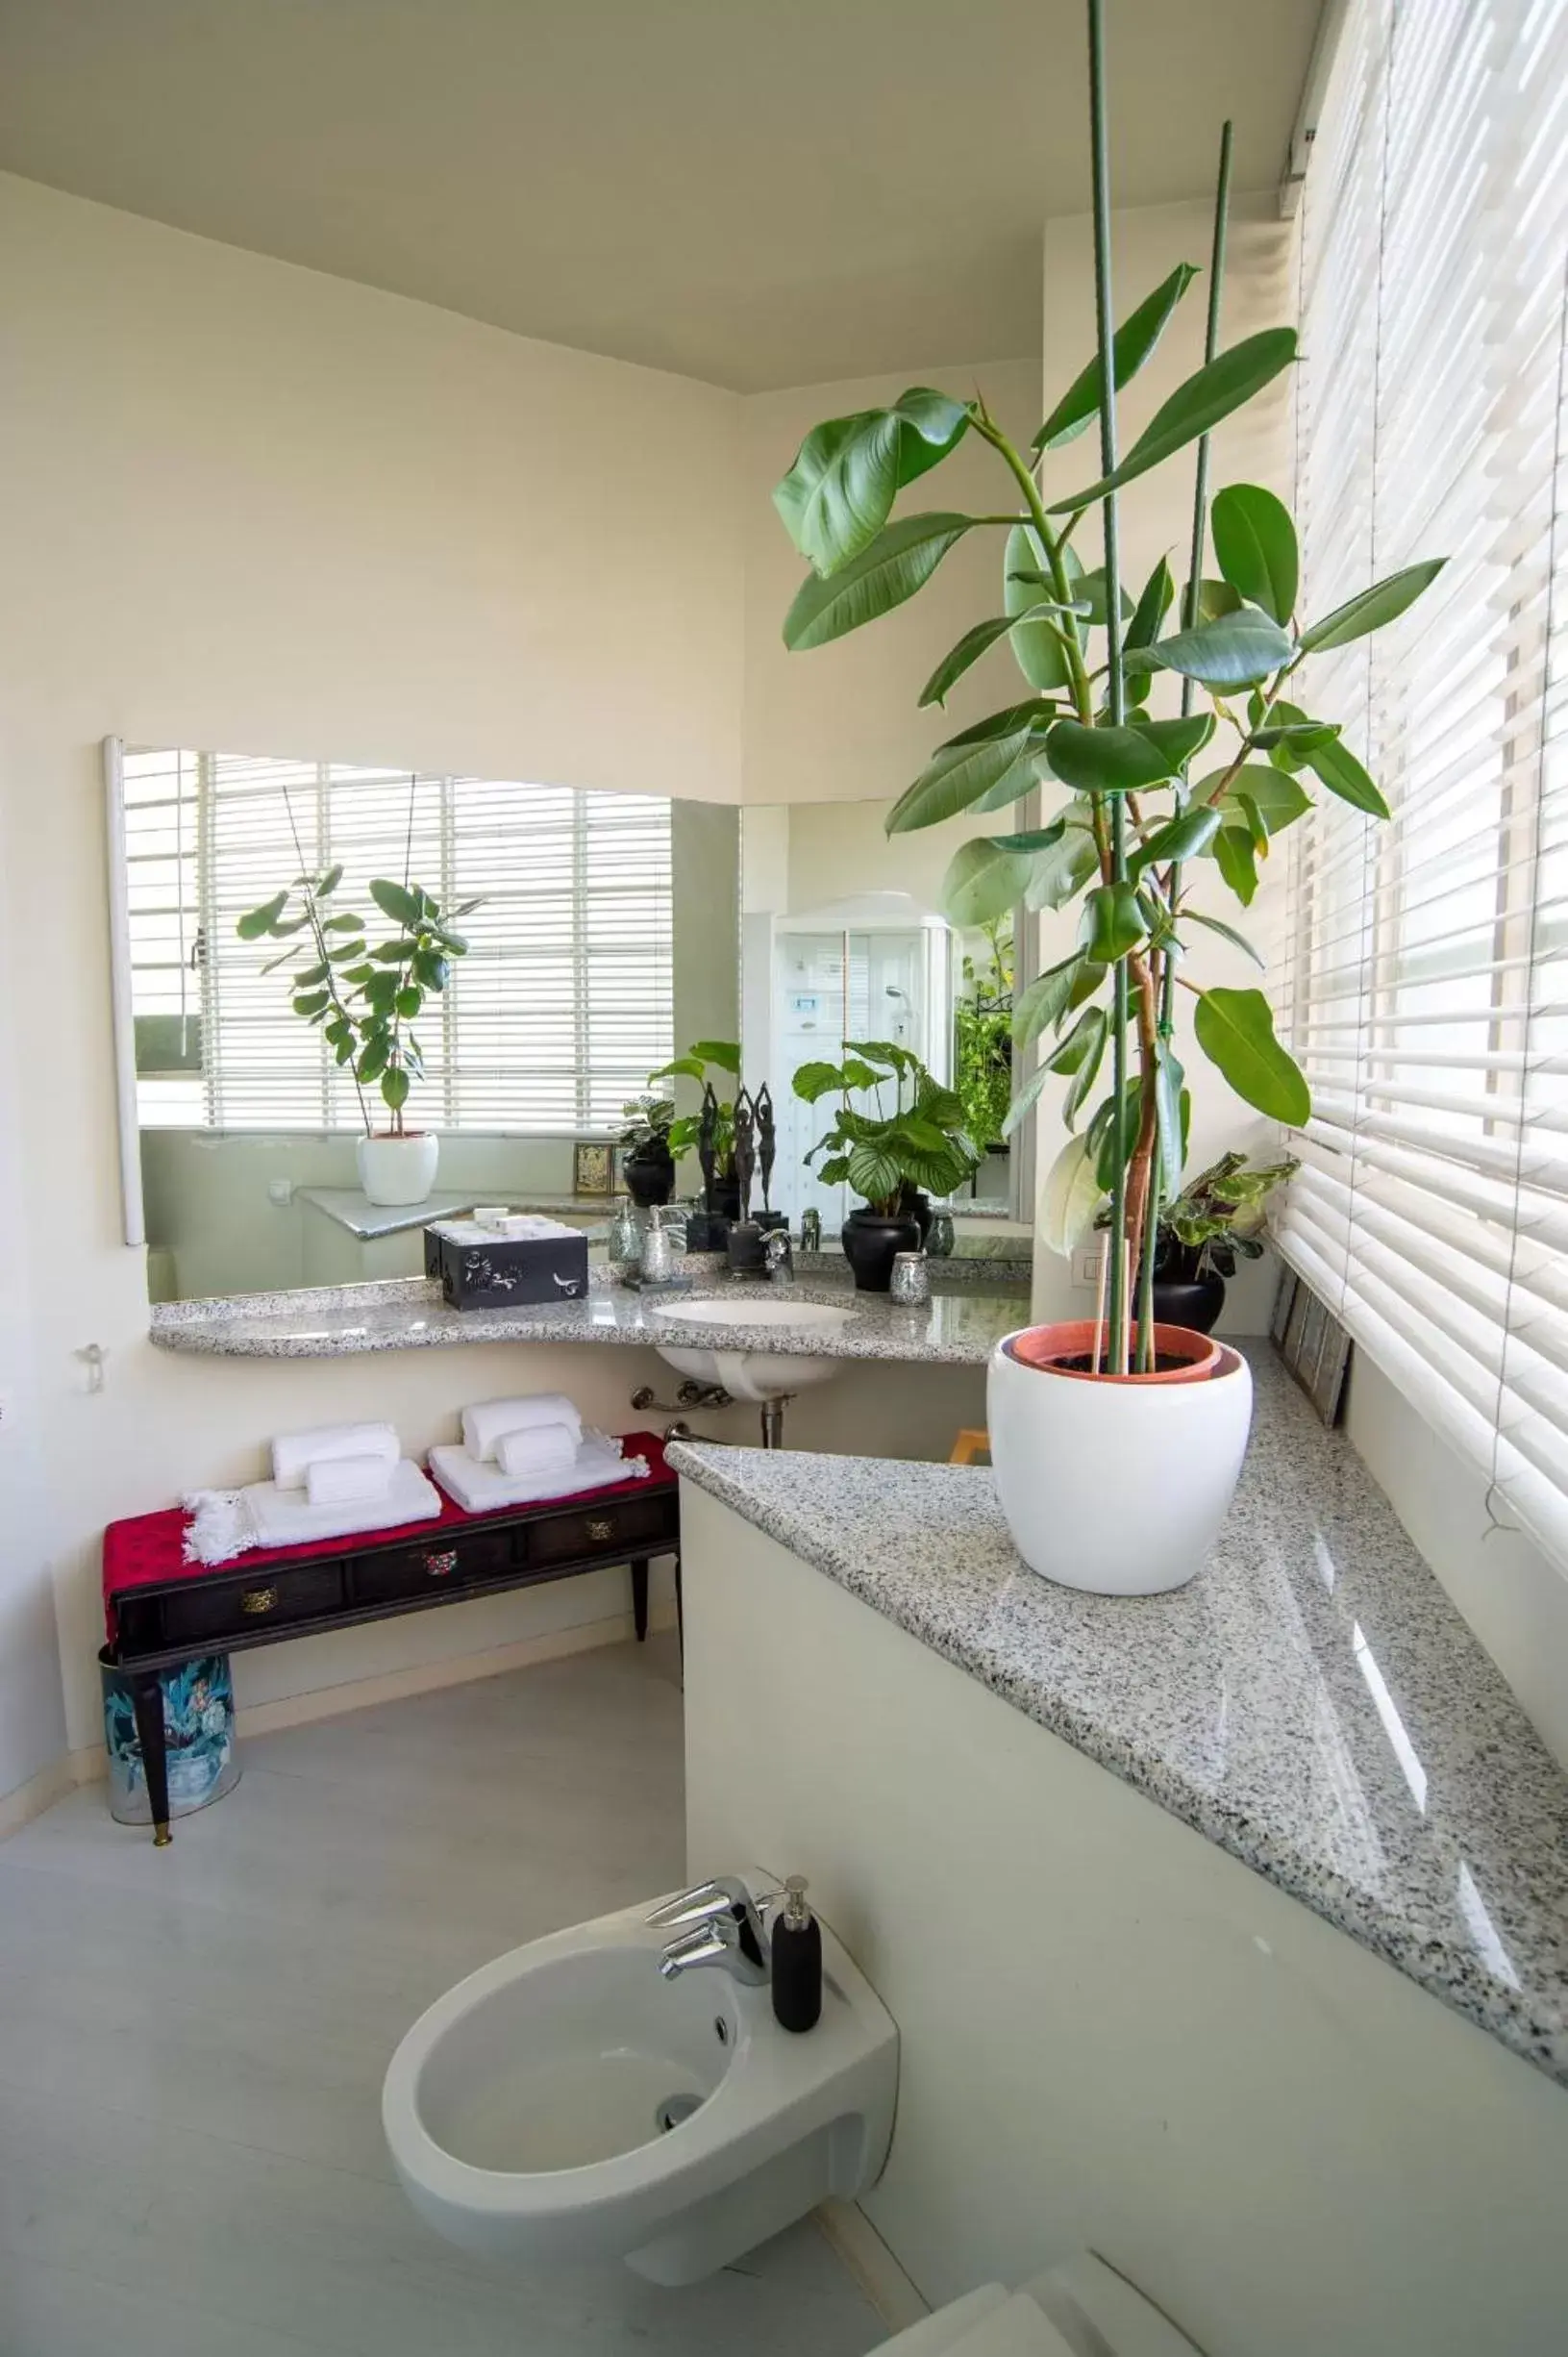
(584, 1517, 615, 1543)
(423, 1548, 459, 1579)
(238, 1585, 278, 1616)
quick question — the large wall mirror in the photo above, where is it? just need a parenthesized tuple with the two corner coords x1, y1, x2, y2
(106, 740, 1029, 1301)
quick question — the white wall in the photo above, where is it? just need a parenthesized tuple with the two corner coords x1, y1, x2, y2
(683, 1494, 1568, 2357)
(0, 170, 753, 1776)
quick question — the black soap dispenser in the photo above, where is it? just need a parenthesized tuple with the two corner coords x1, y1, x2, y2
(770, 1874, 822, 2033)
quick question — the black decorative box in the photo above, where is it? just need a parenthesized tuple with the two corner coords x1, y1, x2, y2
(424, 1218, 590, 1311)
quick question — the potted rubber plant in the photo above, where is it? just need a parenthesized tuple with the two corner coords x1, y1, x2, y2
(617, 1092, 677, 1208)
(771, 1, 1442, 1591)
(652, 1040, 743, 1216)
(238, 867, 475, 1206)
(793, 1043, 979, 1290)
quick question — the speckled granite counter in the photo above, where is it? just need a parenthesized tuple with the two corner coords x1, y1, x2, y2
(668, 1350, 1568, 2091)
(149, 1268, 1028, 1364)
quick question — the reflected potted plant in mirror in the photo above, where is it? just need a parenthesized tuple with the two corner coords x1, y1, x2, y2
(652, 1040, 743, 1220)
(793, 1042, 979, 1291)
(237, 869, 476, 1207)
(617, 1093, 677, 1209)
(954, 915, 1013, 1181)
(770, 0, 1443, 1590)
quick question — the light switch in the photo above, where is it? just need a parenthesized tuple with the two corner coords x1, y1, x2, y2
(1071, 1243, 1102, 1288)
(268, 1179, 295, 1207)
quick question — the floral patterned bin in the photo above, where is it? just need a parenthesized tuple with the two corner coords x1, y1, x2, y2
(98, 1646, 241, 1824)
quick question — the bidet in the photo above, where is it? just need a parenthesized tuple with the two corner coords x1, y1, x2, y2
(382, 1871, 897, 2286)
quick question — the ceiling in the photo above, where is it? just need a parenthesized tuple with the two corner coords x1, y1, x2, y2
(0, 0, 1322, 391)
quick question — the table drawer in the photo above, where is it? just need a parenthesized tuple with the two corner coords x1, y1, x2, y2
(159, 1560, 346, 1645)
(525, 1492, 676, 1567)
(351, 1528, 516, 1605)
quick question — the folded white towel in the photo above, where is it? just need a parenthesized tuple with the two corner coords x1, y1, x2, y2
(272, 1420, 400, 1491)
(461, 1393, 583, 1464)
(305, 1452, 393, 1509)
(183, 1458, 442, 1566)
(496, 1423, 579, 1481)
(429, 1436, 645, 1516)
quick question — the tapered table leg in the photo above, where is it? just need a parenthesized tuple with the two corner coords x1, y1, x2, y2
(129, 1671, 171, 1846)
(631, 1558, 649, 1642)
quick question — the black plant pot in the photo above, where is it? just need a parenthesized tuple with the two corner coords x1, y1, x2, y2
(1152, 1271, 1226, 1336)
(622, 1143, 675, 1209)
(841, 1209, 921, 1293)
(898, 1185, 933, 1246)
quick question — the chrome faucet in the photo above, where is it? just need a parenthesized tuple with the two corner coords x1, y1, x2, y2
(762, 1229, 794, 1284)
(648, 1874, 776, 1986)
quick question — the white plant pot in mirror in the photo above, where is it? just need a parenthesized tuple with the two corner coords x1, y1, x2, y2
(358, 1132, 439, 1208)
(987, 1324, 1253, 1596)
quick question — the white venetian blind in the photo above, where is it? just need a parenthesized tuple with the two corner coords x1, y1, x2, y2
(126, 748, 673, 1135)
(1276, 0, 1568, 1564)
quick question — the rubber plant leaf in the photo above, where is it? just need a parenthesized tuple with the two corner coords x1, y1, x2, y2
(1192, 988, 1310, 1125)
(784, 513, 974, 652)
(1298, 558, 1446, 654)
(1302, 735, 1391, 820)
(1033, 263, 1200, 453)
(1035, 1133, 1107, 1254)
(1050, 329, 1299, 513)
(1210, 483, 1300, 623)
(774, 389, 970, 574)
(1147, 607, 1296, 690)
(941, 839, 1035, 928)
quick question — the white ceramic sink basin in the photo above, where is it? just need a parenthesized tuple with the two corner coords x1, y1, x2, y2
(383, 1878, 898, 2285)
(650, 1295, 854, 1403)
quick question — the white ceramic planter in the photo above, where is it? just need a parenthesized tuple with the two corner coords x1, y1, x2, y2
(357, 1131, 439, 1207)
(986, 1326, 1253, 1595)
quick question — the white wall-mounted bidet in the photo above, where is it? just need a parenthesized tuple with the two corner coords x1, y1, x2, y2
(381, 1871, 898, 2285)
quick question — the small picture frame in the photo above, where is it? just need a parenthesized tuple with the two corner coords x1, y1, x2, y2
(573, 1141, 614, 1198)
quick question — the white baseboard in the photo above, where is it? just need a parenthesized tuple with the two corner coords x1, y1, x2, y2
(814, 2198, 929, 2334)
(235, 1602, 677, 1740)
(0, 1749, 96, 1839)
(2, 1607, 675, 1841)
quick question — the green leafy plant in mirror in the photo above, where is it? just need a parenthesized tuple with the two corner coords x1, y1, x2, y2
(771, 13, 1444, 1372)
(617, 1092, 675, 1154)
(649, 1040, 742, 1166)
(237, 870, 476, 1137)
(793, 1042, 980, 1216)
(954, 915, 1014, 1156)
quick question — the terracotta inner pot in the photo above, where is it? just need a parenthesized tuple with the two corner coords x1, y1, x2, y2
(1004, 1320, 1226, 1386)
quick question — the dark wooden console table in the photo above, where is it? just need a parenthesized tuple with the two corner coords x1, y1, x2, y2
(102, 1431, 679, 1845)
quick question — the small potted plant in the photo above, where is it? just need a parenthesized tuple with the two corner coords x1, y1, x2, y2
(617, 1092, 677, 1208)
(238, 866, 476, 1206)
(652, 1040, 743, 1217)
(1148, 1151, 1296, 1334)
(793, 1042, 979, 1291)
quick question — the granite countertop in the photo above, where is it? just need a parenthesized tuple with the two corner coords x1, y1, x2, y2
(148, 1266, 1029, 1364)
(667, 1350, 1568, 2091)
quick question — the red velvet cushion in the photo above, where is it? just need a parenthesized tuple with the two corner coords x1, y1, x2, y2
(102, 1432, 674, 1644)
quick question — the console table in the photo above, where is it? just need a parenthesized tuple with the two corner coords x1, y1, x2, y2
(102, 1432, 679, 1845)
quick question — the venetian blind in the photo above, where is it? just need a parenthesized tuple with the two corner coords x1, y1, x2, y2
(1275, 0, 1568, 1564)
(125, 748, 673, 1134)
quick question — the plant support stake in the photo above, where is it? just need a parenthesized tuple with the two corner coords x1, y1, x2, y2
(1086, 0, 1132, 1373)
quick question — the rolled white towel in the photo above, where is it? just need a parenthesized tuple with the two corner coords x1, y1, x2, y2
(462, 1394, 583, 1463)
(272, 1420, 399, 1490)
(496, 1423, 579, 1481)
(306, 1452, 394, 1509)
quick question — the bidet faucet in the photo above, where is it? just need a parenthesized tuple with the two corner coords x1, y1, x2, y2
(762, 1229, 793, 1283)
(647, 1874, 775, 1987)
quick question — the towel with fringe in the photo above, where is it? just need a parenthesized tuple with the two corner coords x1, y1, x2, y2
(183, 1459, 442, 1566)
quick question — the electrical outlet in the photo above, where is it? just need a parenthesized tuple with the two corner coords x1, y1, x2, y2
(1072, 1243, 1102, 1288)
(268, 1178, 295, 1208)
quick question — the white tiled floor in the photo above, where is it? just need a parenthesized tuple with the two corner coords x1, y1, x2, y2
(0, 1637, 884, 2357)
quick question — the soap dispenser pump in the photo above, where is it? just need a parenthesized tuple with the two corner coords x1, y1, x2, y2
(770, 1875, 822, 2033)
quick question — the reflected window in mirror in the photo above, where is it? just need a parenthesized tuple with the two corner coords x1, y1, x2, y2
(123, 748, 674, 1133)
